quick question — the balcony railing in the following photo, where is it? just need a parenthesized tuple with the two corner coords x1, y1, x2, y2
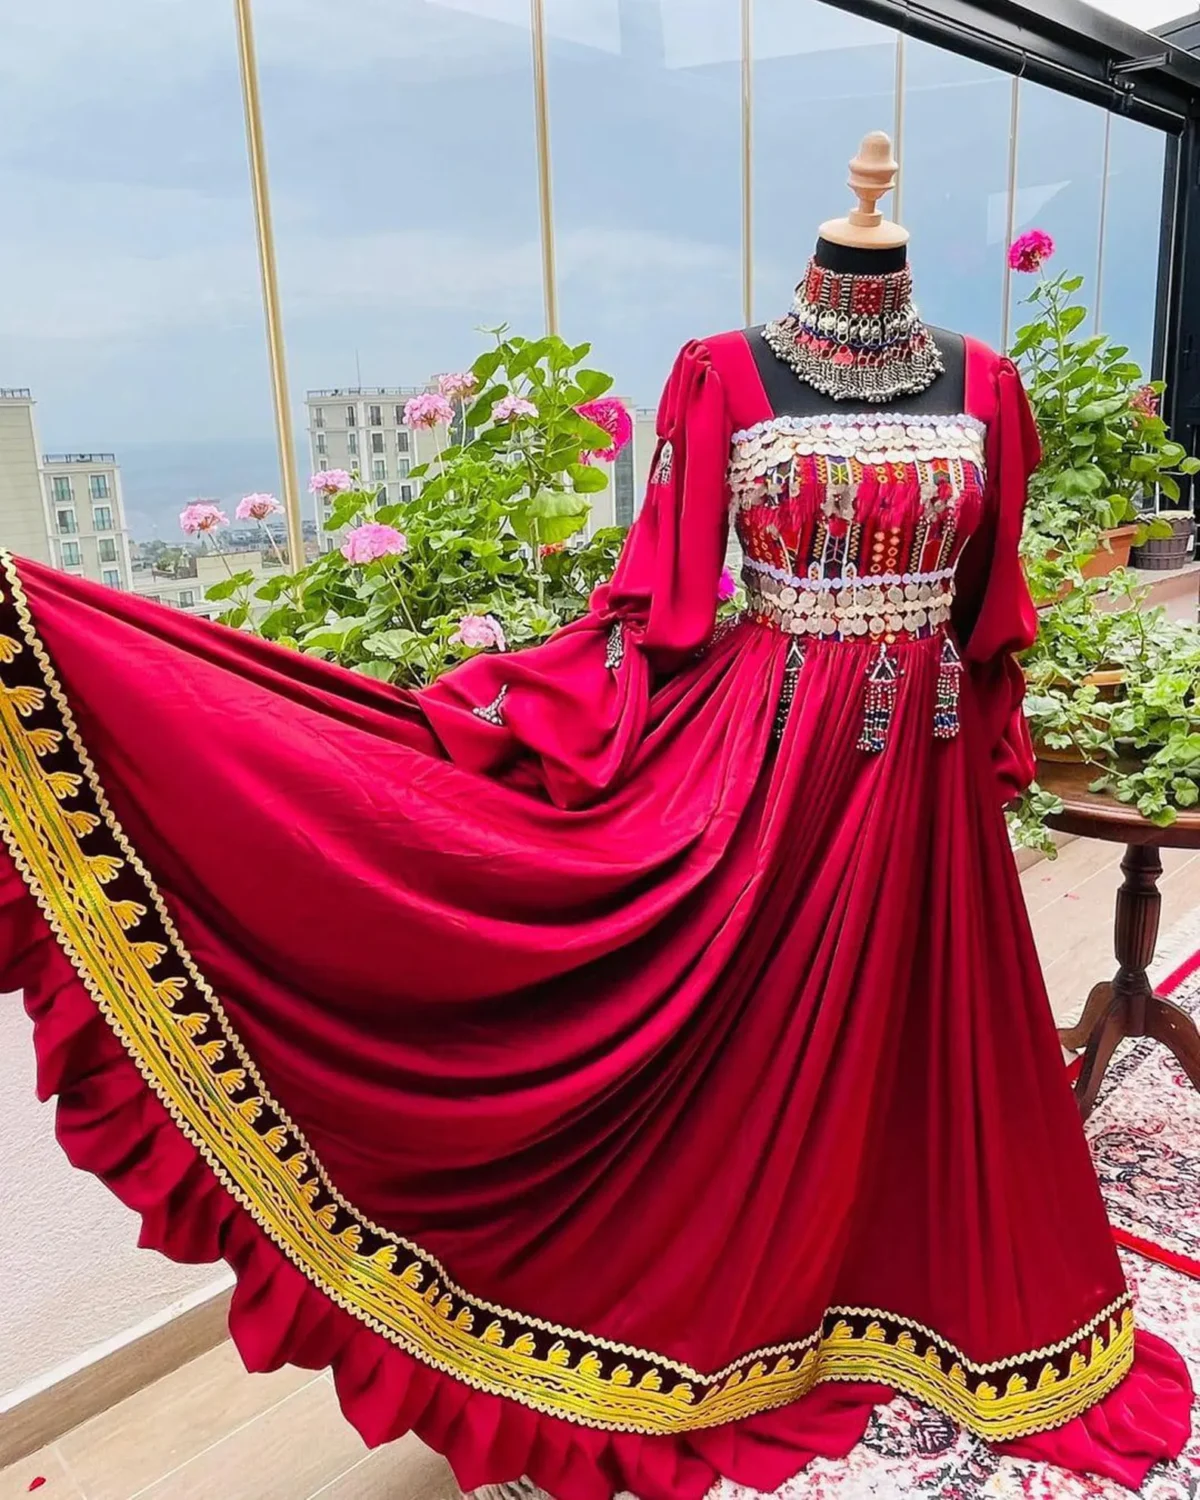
(43, 452, 116, 464)
(0, 388, 32, 400)
(306, 386, 425, 399)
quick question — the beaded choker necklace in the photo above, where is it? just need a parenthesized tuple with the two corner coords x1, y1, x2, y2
(763, 258, 944, 404)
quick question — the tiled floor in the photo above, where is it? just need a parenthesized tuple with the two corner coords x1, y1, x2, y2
(2, 838, 1199, 1500)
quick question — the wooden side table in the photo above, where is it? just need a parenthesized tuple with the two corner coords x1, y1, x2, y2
(1037, 759, 1200, 1119)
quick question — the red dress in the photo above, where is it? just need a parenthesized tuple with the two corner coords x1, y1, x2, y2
(0, 333, 1188, 1499)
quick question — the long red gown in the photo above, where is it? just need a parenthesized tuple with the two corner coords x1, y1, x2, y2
(0, 332, 1189, 1499)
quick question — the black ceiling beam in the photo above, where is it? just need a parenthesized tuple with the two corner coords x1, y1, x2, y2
(818, 0, 1200, 130)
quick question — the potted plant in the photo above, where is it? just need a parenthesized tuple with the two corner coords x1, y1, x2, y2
(1129, 508, 1196, 571)
(196, 331, 632, 686)
(1011, 571, 1200, 846)
(1007, 231, 1198, 601)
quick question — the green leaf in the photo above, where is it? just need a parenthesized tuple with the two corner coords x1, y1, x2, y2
(362, 628, 420, 661)
(574, 369, 615, 400)
(204, 570, 255, 601)
(471, 349, 503, 386)
(1075, 395, 1129, 422)
(1063, 364, 1101, 390)
(568, 463, 610, 493)
(355, 659, 397, 682)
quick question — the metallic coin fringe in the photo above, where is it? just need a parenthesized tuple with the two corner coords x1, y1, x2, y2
(0, 550, 1138, 1443)
(934, 634, 963, 740)
(773, 639, 807, 741)
(857, 643, 900, 753)
(472, 685, 509, 726)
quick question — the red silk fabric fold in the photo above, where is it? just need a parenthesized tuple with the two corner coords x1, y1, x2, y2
(0, 332, 1188, 1497)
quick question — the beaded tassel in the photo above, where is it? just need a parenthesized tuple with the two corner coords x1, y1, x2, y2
(604, 621, 625, 670)
(933, 632, 962, 740)
(472, 684, 508, 726)
(857, 643, 899, 754)
(652, 439, 674, 485)
(773, 639, 807, 741)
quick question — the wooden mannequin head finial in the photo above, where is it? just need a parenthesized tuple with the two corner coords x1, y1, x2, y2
(818, 131, 909, 251)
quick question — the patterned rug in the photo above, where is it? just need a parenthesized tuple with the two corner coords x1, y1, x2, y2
(1085, 951, 1200, 1278)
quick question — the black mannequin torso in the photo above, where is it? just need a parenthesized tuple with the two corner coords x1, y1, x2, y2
(748, 237, 966, 418)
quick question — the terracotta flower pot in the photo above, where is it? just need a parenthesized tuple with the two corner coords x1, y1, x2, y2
(1030, 669, 1126, 762)
(1080, 524, 1139, 580)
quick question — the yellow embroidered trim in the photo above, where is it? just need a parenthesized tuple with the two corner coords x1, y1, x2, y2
(0, 551, 1136, 1439)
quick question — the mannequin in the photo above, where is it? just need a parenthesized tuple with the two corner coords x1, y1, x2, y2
(748, 130, 966, 417)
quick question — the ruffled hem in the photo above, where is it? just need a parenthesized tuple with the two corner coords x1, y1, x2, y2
(2, 863, 1191, 1499)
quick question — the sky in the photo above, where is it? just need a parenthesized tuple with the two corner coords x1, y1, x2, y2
(0, 0, 1177, 537)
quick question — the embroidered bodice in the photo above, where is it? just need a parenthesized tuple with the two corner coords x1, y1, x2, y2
(728, 412, 986, 644)
(723, 409, 989, 749)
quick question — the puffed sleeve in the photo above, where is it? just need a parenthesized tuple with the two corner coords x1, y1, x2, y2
(952, 357, 1039, 805)
(417, 341, 731, 809)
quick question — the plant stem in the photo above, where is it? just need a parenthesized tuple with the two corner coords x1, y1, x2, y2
(381, 559, 440, 684)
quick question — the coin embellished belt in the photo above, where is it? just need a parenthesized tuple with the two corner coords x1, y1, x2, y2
(743, 561, 955, 643)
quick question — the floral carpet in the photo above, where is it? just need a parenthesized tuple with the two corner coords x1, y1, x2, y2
(1086, 953, 1200, 1278)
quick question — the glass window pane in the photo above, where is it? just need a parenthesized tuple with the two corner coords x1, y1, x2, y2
(547, 0, 742, 407)
(1012, 81, 1107, 338)
(0, 4, 277, 563)
(900, 40, 1011, 348)
(753, 1, 897, 325)
(253, 0, 543, 523)
(1100, 116, 1168, 377)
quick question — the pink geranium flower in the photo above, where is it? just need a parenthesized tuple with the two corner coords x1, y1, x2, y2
(492, 394, 538, 423)
(436, 371, 477, 400)
(717, 566, 737, 602)
(450, 613, 507, 652)
(403, 393, 454, 429)
(236, 492, 282, 522)
(1130, 385, 1159, 417)
(1008, 229, 1055, 273)
(341, 522, 408, 563)
(309, 469, 354, 497)
(576, 398, 633, 462)
(180, 501, 228, 535)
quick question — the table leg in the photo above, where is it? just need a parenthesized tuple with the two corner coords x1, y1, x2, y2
(1111, 843, 1163, 1032)
(1148, 995, 1200, 1092)
(1058, 842, 1163, 1119)
(1059, 981, 1113, 1051)
(1073, 995, 1126, 1119)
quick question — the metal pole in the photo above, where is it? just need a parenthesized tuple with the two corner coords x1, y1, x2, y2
(892, 34, 906, 224)
(233, 0, 303, 569)
(1000, 75, 1022, 352)
(741, 0, 754, 327)
(1093, 111, 1112, 336)
(529, 0, 559, 336)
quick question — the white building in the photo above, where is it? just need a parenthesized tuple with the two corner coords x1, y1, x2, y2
(305, 388, 441, 550)
(0, 389, 134, 590)
(41, 452, 133, 591)
(131, 549, 284, 621)
(0, 389, 54, 564)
